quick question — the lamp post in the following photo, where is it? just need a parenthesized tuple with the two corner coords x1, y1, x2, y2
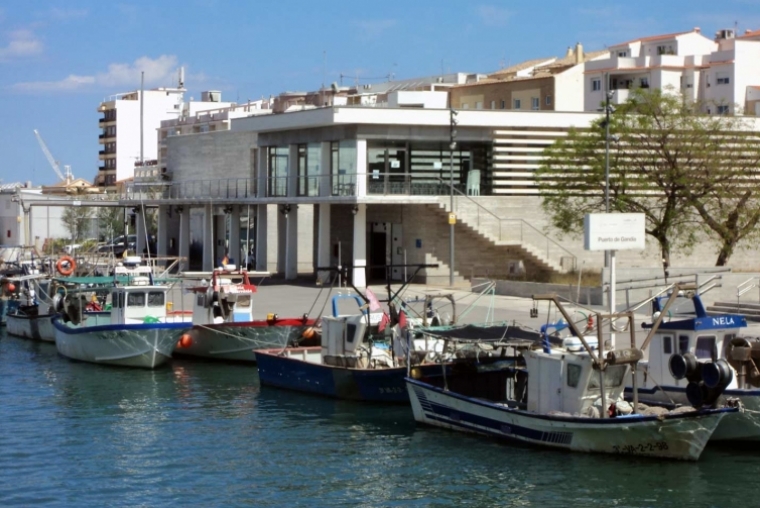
(603, 74, 616, 348)
(449, 108, 458, 287)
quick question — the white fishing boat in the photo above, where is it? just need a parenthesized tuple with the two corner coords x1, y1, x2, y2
(53, 273, 191, 369)
(174, 269, 315, 362)
(631, 289, 760, 441)
(5, 275, 56, 342)
(406, 293, 738, 461)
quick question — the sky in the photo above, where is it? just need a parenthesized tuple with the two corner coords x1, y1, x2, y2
(1, 0, 759, 186)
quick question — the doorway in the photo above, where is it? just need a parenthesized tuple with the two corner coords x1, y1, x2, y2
(368, 222, 388, 281)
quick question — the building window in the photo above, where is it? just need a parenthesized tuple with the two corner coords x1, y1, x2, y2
(490, 100, 495, 110)
(500, 100, 506, 109)
(545, 95, 552, 106)
(592, 79, 601, 91)
(267, 146, 289, 197)
(656, 44, 674, 55)
(513, 99, 521, 109)
(617, 51, 627, 57)
(640, 77, 649, 88)
(716, 74, 730, 85)
(475, 101, 483, 109)
(717, 105, 730, 115)
(531, 97, 540, 110)
(331, 140, 356, 196)
(297, 144, 307, 196)
(461, 103, 469, 109)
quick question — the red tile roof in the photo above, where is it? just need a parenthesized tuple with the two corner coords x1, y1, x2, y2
(611, 30, 693, 48)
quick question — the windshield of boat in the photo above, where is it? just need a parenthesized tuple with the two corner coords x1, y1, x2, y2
(586, 364, 627, 390)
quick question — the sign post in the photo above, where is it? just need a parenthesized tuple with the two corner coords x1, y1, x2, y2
(584, 213, 646, 349)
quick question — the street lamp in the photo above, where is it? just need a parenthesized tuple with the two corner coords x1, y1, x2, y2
(449, 108, 458, 286)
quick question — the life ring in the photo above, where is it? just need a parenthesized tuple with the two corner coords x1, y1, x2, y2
(56, 255, 76, 276)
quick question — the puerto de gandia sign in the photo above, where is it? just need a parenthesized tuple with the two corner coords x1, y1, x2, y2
(583, 213, 645, 251)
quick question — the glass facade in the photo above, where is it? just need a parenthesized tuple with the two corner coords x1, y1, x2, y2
(268, 146, 288, 197)
(331, 140, 357, 196)
(366, 140, 490, 196)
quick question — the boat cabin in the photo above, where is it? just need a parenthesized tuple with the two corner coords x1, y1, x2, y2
(189, 270, 256, 325)
(110, 277, 170, 325)
(321, 314, 370, 367)
(637, 294, 747, 390)
(524, 350, 630, 415)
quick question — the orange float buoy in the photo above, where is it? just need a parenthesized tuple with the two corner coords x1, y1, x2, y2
(56, 255, 76, 276)
(6, 283, 15, 293)
(302, 327, 315, 340)
(178, 333, 193, 348)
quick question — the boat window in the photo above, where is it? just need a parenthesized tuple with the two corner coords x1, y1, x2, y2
(127, 292, 146, 307)
(567, 364, 582, 388)
(236, 295, 251, 308)
(663, 335, 672, 355)
(196, 293, 206, 307)
(678, 335, 689, 354)
(118, 293, 125, 308)
(587, 365, 627, 389)
(695, 336, 717, 361)
(112, 292, 120, 308)
(148, 291, 164, 307)
(345, 323, 357, 343)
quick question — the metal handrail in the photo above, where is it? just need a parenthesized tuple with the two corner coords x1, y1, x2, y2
(736, 276, 757, 297)
(432, 176, 577, 269)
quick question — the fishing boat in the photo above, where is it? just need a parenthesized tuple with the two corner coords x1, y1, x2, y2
(630, 288, 760, 441)
(53, 273, 191, 369)
(173, 269, 315, 362)
(406, 292, 738, 461)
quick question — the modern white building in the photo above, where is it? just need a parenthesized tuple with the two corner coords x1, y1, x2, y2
(0, 183, 68, 249)
(584, 27, 760, 114)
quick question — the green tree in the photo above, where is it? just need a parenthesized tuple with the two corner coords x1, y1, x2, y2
(62, 206, 94, 241)
(538, 87, 760, 269)
(97, 207, 126, 243)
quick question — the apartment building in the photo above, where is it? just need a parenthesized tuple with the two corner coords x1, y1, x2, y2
(450, 43, 609, 112)
(584, 27, 760, 114)
(96, 86, 186, 188)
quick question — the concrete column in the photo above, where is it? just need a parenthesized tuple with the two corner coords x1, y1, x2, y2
(276, 206, 286, 274)
(229, 206, 241, 268)
(257, 146, 268, 198)
(285, 206, 298, 280)
(317, 204, 331, 283)
(320, 141, 331, 197)
(255, 204, 267, 272)
(135, 208, 146, 255)
(179, 207, 190, 272)
(352, 203, 367, 288)
(202, 204, 213, 271)
(355, 139, 367, 198)
(157, 205, 169, 260)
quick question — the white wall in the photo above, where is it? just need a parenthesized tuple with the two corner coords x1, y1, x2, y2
(387, 91, 448, 109)
(554, 65, 585, 111)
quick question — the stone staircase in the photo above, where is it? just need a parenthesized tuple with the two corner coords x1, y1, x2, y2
(428, 200, 572, 278)
(706, 302, 760, 322)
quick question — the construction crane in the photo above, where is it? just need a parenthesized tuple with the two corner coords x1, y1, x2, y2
(33, 129, 73, 182)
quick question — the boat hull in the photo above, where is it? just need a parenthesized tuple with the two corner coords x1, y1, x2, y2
(630, 385, 760, 441)
(176, 319, 313, 362)
(256, 347, 443, 403)
(408, 378, 730, 461)
(7, 312, 56, 342)
(53, 314, 186, 369)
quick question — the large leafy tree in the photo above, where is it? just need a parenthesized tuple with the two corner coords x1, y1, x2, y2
(538, 87, 760, 268)
(62, 206, 94, 241)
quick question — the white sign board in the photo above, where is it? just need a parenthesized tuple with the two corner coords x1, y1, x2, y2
(583, 213, 645, 251)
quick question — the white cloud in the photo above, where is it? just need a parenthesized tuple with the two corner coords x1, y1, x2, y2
(352, 19, 397, 39)
(0, 29, 43, 61)
(12, 55, 181, 92)
(476, 5, 512, 27)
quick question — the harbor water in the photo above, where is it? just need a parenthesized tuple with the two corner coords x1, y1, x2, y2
(1, 330, 759, 507)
